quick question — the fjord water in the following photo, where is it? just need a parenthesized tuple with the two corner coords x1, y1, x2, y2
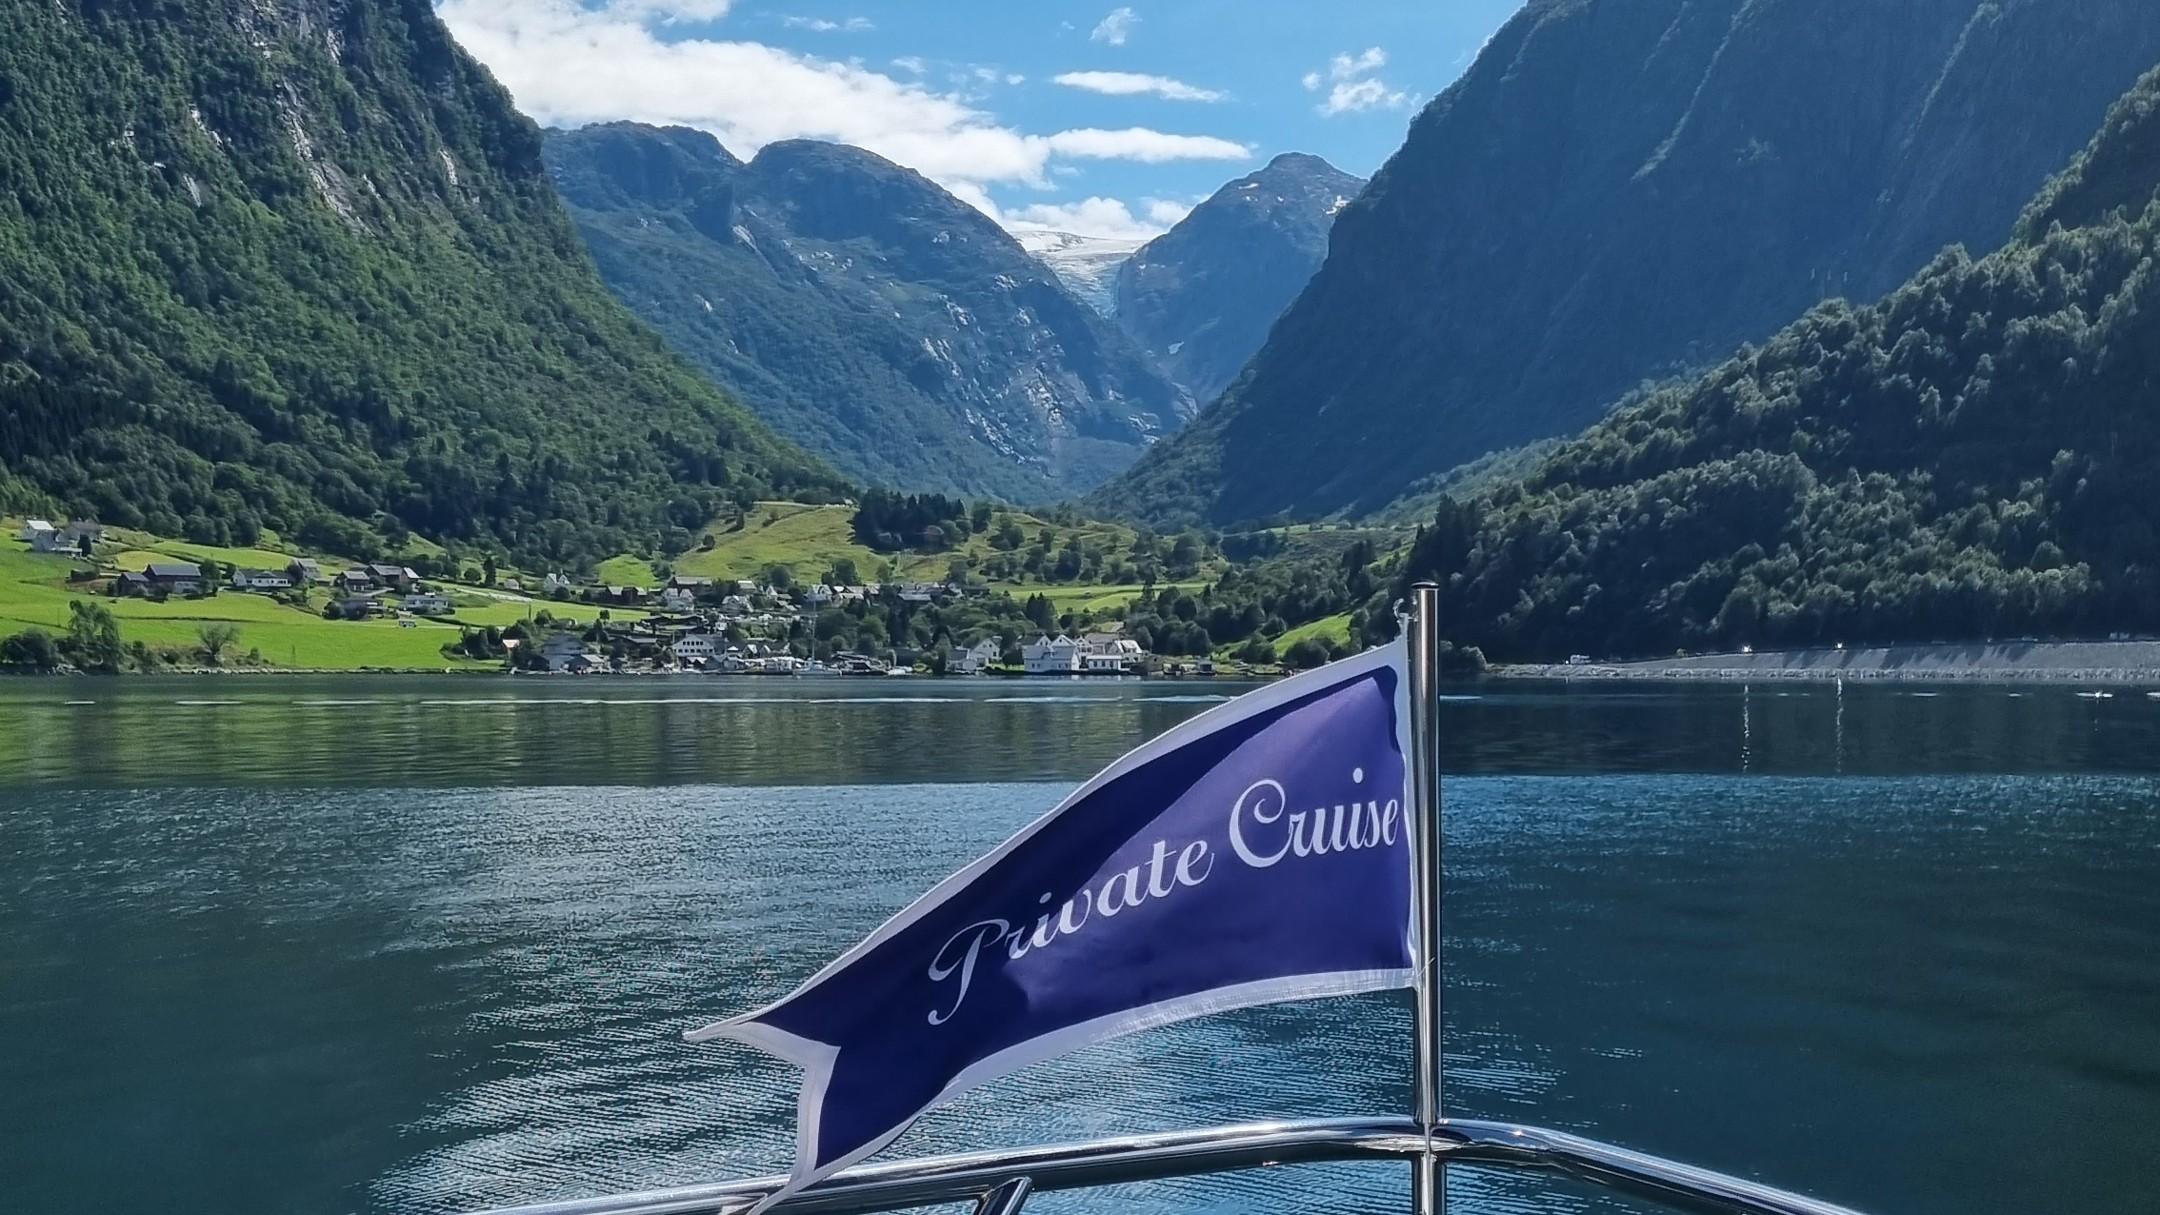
(3, 678, 2157, 1215)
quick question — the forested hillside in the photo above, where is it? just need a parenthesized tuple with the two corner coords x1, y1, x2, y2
(0, 0, 843, 567)
(545, 124, 1191, 502)
(1398, 64, 2160, 661)
(1100, 0, 2160, 527)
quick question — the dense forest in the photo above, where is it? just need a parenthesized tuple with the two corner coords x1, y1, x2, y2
(1099, 0, 2160, 529)
(1394, 64, 2160, 662)
(0, 0, 843, 568)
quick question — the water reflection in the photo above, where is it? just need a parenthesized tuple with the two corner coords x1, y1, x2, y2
(10, 675, 2160, 788)
(5, 678, 2160, 1215)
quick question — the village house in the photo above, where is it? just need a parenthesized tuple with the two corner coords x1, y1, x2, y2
(144, 561, 205, 595)
(111, 571, 153, 598)
(286, 558, 326, 585)
(335, 568, 375, 595)
(672, 632, 720, 664)
(402, 590, 453, 616)
(667, 574, 714, 594)
(29, 519, 102, 554)
(332, 592, 383, 619)
(1082, 633, 1145, 674)
(538, 632, 591, 672)
(1022, 634, 1083, 675)
(658, 586, 697, 612)
(363, 562, 419, 592)
(718, 593, 753, 616)
(542, 572, 574, 596)
(231, 567, 294, 592)
(950, 638, 1001, 675)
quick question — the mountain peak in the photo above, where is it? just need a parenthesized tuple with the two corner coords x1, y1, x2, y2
(1108, 154, 1367, 404)
(545, 128, 1190, 500)
(1099, 0, 2160, 528)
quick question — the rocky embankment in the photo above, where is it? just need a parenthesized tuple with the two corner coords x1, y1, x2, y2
(1501, 640, 2160, 683)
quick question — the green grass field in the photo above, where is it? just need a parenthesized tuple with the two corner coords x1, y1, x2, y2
(662, 502, 1220, 599)
(1032, 581, 1208, 614)
(595, 554, 660, 587)
(0, 540, 492, 670)
(1275, 612, 1354, 649)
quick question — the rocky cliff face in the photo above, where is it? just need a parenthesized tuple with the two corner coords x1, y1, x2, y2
(546, 124, 1192, 501)
(1098, 0, 2160, 527)
(1113, 152, 1364, 405)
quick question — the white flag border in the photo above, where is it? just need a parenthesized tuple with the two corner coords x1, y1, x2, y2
(688, 640, 1417, 1205)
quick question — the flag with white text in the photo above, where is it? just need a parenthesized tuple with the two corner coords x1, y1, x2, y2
(689, 642, 1416, 1205)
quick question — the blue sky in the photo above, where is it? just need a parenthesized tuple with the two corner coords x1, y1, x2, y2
(440, 0, 1524, 237)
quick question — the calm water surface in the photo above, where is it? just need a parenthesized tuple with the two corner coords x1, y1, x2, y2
(3, 676, 2157, 1214)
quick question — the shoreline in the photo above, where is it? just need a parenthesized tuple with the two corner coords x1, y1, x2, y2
(1496, 639, 2160, 684)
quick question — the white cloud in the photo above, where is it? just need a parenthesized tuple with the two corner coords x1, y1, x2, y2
(1006, 194, 1192, 241)
(782, 15, 872, 33)
(1331, 47, 1387, 78)
(439, 0, 1250, 226)
(1309, 46, 1412, 116)
(1053, 70, 1223, 103)
(1090, 6, 1138, 46)
(1040, 128, 1247, 163)
(608, 0, 733, 22)
(890, 55, 926, 75)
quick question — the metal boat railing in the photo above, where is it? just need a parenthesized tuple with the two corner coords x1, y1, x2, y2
(475, 1115, 1869, 1215)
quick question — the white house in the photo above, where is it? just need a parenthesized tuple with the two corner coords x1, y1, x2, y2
(950, 639, 1001, 675)
(1082, 633, 1144, 674)
(658, 586, 697, 612)
(543, 572, 574, 596)
(230, 567, 294, 591)
(718, 593, 753, 616)
(1022, 634, 1083, 675)
(27, 519, 98, 553)
(402, 591, 453, 615)
(672, 632, 720, 663)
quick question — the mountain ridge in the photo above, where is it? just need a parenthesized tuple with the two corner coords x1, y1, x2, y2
(0, 0, 843, 565)
(1098, 0, 2160, 528)
(1401, 59, 2160, 660)
(545, 122, 1192, 503)
(1113, 151, 1365, 406)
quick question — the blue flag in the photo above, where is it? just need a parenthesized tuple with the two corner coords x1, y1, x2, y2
(689, 642, 1415, 1205)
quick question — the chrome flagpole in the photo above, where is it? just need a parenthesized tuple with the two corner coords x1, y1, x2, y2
(1405, 582, 1445, 1215)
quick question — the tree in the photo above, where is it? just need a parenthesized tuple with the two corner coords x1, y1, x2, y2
(827, 557, 861, 586)
(765, 563, 794, 591)
(482, 554, 498, 586)
(196, 623, 242, 665)
(0, 628, 61, 671)
(65, 601, 123, 673)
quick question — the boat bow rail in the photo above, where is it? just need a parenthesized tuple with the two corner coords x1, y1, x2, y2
(472, 1115, 1871, 1215)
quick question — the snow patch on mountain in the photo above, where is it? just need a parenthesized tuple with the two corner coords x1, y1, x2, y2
(1013, 229, 1145, 316)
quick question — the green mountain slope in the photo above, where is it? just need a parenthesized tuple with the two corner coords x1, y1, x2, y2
(543, 123, 1192, 502)
(1402, 63, 2160, 661)
(1100, 0, 2160, 528)
(0, 0, 843, 566)
(1113, 152, 1365, 405)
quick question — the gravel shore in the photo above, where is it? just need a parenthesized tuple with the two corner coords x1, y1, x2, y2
(1500, 639, 2160, 683)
